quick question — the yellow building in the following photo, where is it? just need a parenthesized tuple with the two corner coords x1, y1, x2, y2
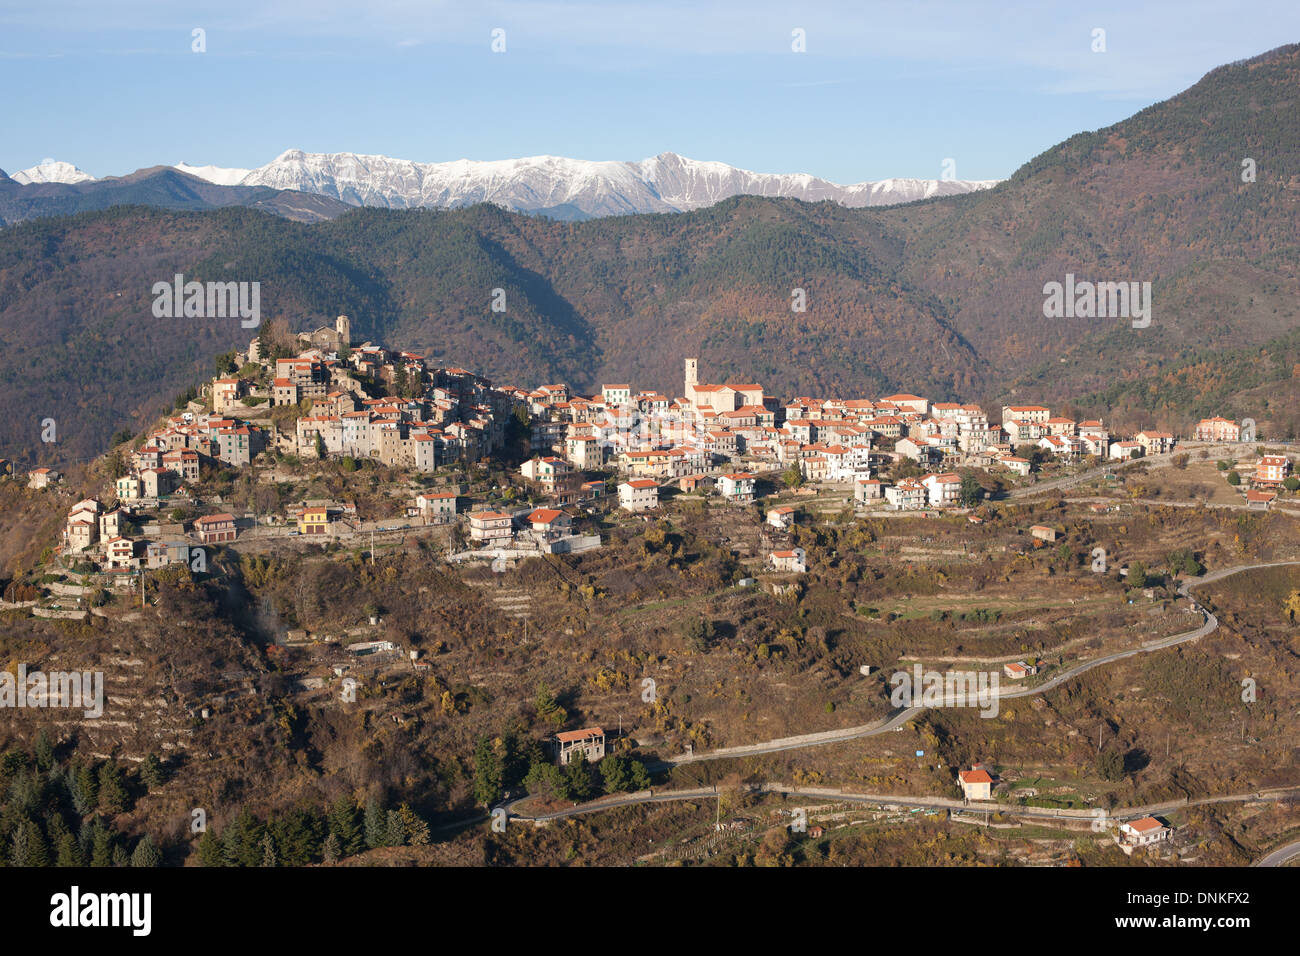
(298, 507, 331, 535)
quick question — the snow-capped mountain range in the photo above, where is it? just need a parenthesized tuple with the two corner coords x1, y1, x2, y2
(11, 159, 95, 185)
(8, 150, 999, 218)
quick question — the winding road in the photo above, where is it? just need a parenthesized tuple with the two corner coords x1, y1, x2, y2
(641, 559, 1300, 767)
(496, 558, 1300, 863)
(1254, 838, 1300, 867)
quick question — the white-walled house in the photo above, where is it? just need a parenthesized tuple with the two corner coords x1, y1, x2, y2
(1118, 817, 1170, 854)
(884, 478, 927, 510)
(618, 479, 659, 511)
(920, 472, 962, 507)
(768, 548, 807, 573)
(718, 472, 756, 503)
(767, 505, 796, 529)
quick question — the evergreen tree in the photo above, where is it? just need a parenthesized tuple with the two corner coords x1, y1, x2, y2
(329, 796, 363, 855)
(222, 809, 264, 867)
(131, 835, 163, 868)
(10, 817, 49, 867)
(1097, 747, 1125, 782)
(71, 762, 98, 816)
(599, 754, 631, 794)
(472, 736, 504, 807)
(267, 810, 320, 866)
(523, 761, 567, 801)
(385, 809, 407, 848)
(260, 833, 277, 868)
(33, 731, 55, 772)
(90, 825, 114, 868)
(55, 831, 83, 867)
(321, 831, 341, 865)
(96, 760, 128, 815)
(364, 797, 387, 849)
(628, 760, 652, 791)
(197, 829, 224, 867)
(140, 754, 166, 791)
(564, 752, 594, 802)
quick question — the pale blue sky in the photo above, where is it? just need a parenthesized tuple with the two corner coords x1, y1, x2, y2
(2, 0, 1297, 183)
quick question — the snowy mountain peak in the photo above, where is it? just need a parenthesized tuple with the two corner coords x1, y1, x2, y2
(238, 148, 999, 218)
(7, 149, 999, 217)
(173, 162, 253, 187)
(12, 159, 94, 185)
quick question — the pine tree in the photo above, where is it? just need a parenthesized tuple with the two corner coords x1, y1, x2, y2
(71, 762, 98, 816)
(329, 796, 363, 855)
(564, 752, 594, 802)
(196, 829, 223, 867)
(140, 754, 166, 791)
(131, 835, 163, 867)
(33, 731, 55, 772)
(260, 833, 277, 867)
(364, 797, 387, 849)
(222, 809, 264, 867)
(385, 809, 407, 848)
(10, 817, 49, 867)
(472, 736, 504, 807)
(97, 760, 128, 815)
(55, 831, 83, 867)
(321, 831, 341, 865)
(90, 826, 114, 868)
(599, 754, 631, 794)
(628, 759, 652, 791)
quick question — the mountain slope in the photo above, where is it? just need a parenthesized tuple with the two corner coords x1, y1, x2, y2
(2, 44, 1300, 463)
(0, 167, 353, 227)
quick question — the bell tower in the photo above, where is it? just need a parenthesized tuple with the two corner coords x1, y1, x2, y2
(684, 357, 698, 401)
(336, 314, 351, 348)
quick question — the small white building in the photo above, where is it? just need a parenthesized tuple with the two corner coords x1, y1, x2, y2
(768, 547, 807, 574)
(920, 472, 962, 507)
(618, 479, 659, 512)
(718, 472, 756, 503)
(766, 506, 796, 529)
(854, 478, 883, 503)
(468, 510, 513, 545)
(1118, 817, 1170, 854)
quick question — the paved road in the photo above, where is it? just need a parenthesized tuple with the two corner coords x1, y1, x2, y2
(647, 559, 1300, 767)
(507, 780, 1300, 828)
(1255, 837, 1300, 867)
(1008, 451, 1177, 498)
(1009, 441, 1300, 500)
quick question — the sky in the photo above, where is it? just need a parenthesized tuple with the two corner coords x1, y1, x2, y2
(2, 0, 1298, 184)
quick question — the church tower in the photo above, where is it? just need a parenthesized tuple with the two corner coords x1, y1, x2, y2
(684, 357, 698, 402)
(335, 314, 351, 349)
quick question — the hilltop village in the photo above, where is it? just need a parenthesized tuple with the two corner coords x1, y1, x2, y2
(18, 316, 1291, 577)
(6, 315, 1300, 872)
